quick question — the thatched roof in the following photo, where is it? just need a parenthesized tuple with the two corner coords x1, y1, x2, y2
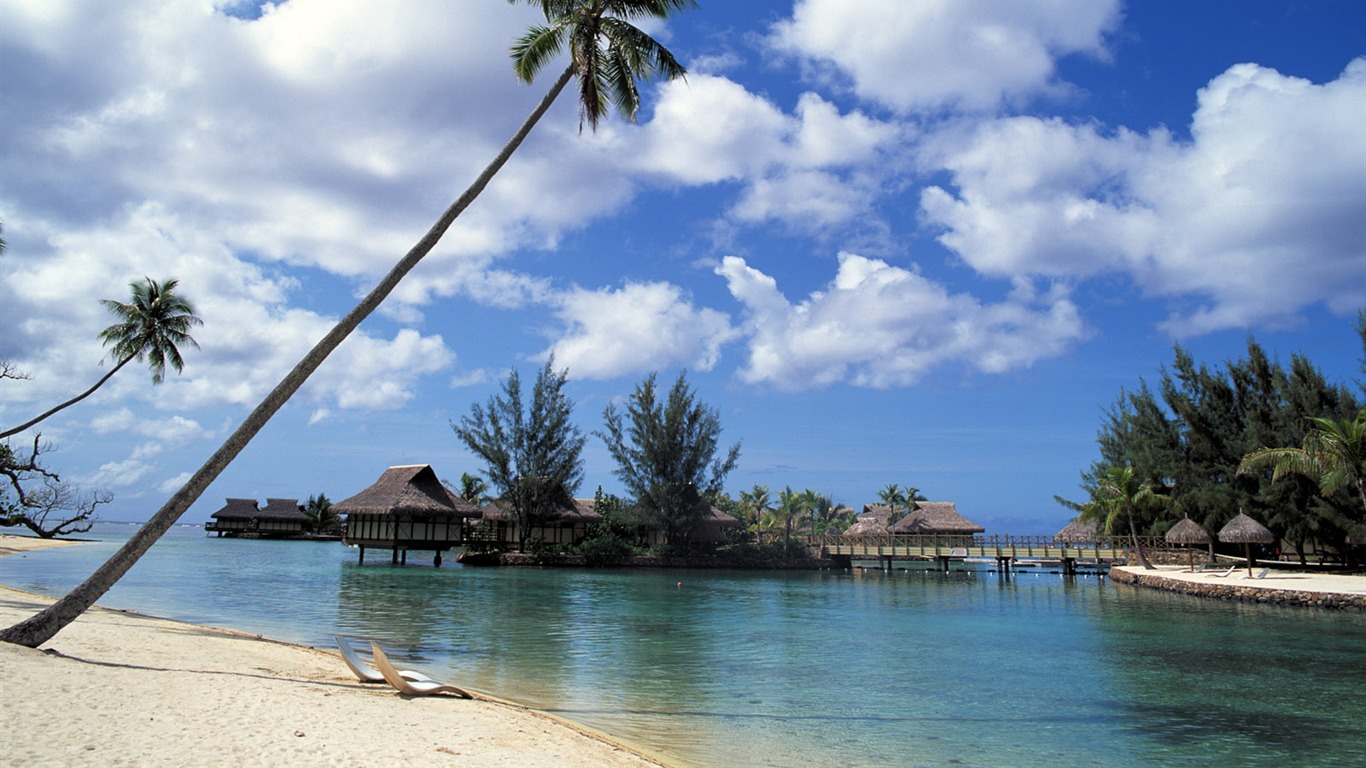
(843, 515, 889, 537)
(257, 498, 307, 521)
(1217, 512, 1275, 544)
(211, 498, 260, 521)
(479, 497, 602, 525)
(1055, 518, 1098, 542)
(332, 465, 481, 519)
(889, 502, 984, 534)
(1165, 516, 1211, 545)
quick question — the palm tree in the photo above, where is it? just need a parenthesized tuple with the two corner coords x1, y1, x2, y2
(877, 483, 907, 526)
(1, 277, 201, 439)
(1078, 465, 1169, 570)
(303, 493, 339, 535)
(1238, 411, 1366, 517)
(458, 472, 490, 506)
(738, 484, 771, 539)
(774, 485, 808, 558)
(0, 0, 697, 648)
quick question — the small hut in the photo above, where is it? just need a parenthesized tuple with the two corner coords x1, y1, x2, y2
(335, 465, 481, 566)
(1055, 518, 1099, 545)
(890, 502, 985, 537)
(1165, 516, 1212, 571)
(1218, 511, 1275, 577)
(843, 505, 892, 537)
(206, 498, 262, 537)
(476, 496, 602, 549)
(687, 506, 742, 544)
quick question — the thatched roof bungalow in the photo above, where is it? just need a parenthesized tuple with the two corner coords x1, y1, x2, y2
(207, 498, 261, 537)
(336, 465, 481, 566)
(889, 502, 984, 536)
(478, 497, 603, 548)
(206, 497, 308, 539)
(843, 505, 893, 537)
(1054, 518, 1099, 544)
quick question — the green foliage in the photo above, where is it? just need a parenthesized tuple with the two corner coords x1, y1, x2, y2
(453, 359, 586, 552)
(303, 493, 339, 535)
(598, 371, 740, 546)
(1077, 326, 1365, 563)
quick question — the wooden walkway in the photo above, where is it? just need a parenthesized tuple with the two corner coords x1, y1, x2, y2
(809, 534, 1147, 572)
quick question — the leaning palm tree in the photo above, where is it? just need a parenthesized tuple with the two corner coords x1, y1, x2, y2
(1077, 465, 1168, 570)
(1238, 411, 1366, 517)
(1, 0, 697, 648)
(1, 277, 201, 439)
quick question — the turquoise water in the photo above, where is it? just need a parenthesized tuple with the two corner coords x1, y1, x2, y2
(2, 524, 1364, 768)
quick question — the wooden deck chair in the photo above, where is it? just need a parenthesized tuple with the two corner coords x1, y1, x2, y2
(370, 642, 473, 698)
(335, 636, 433, 684)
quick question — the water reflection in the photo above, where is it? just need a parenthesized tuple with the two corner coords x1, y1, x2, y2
(2, 526, 1364, 768)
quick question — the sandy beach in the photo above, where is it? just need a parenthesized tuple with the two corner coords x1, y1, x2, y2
(0, 535, 669, 768)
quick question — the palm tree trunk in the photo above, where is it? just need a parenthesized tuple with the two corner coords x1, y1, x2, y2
(1, 355, 134, 439)
(0, 65, 575, 649)
(1126, 504, 1154, 569)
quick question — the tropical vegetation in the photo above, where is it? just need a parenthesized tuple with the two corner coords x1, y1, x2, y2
(1, 0, 698, 648)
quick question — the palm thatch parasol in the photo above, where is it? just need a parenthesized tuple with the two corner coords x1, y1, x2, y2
(1217, 511, 1275, 577)
(1165, 516, 1211, 571)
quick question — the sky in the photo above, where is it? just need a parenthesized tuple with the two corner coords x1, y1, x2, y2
(1, 0, 1363, 534)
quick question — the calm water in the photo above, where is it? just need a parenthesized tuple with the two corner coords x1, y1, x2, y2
(3, 523, 1364, 768)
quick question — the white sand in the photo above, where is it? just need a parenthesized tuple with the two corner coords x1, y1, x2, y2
(0, 536, 670, 768)
(1113, 562, 1366, 595)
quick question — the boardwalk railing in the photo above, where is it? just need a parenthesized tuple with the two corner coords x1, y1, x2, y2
(792, 534, 1158, 562)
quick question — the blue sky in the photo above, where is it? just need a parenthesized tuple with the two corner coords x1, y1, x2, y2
(2, 0, 1363, 533)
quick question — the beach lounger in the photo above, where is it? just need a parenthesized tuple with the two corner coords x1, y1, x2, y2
(335, 636, 433, 684)
(370, 642, 473, 698)
(1210, 566, 1236, 578)
(1252, 568, 1269, 579)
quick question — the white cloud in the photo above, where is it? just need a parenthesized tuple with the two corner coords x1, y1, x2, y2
(919, 60, 1366, 334)
(769, 0, 1120, 113)
(544, 281, 739, 380)
(717, 253, 1087, 389)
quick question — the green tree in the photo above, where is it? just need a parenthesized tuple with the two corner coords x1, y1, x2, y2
(1075, 465, 1169, 570)
(2, 277, 201, 440)
(599, 371, 740, 547)
(737, 484, 771, 537)
(457, 472, 490, 506)
(453, 360, 586, 552)
(1239, 411, 1366, 520)
(773, 485, 810, 557)
(1, 0, 696, 648)
(303, 493, 339, 535)
(877, 483, 907, 526)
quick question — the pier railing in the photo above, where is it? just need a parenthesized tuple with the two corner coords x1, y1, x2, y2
(793, 533, 1158, 561)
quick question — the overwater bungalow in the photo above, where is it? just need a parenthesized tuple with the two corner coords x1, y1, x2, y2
(335, 464, 481, 566)
(1054, 518, 1099, 544)
(476, 497, 603, 548)
(205, 497, 308, 538)
(888, 502, 984, 536)
(842, 505, 893, 537)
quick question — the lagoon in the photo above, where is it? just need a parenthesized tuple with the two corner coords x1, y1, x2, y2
(2, 523, 1363, 768)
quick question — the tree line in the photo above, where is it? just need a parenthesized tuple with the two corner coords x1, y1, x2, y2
(1063, 312, 1366, 565)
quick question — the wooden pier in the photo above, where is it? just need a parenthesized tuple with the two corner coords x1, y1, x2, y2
(811, 534, 1147, 574)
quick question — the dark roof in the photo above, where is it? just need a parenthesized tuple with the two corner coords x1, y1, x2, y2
(889, 502, 984, 534)
(1217, 512, 1275, 544)
(1055, 518, 1098, 542)
(257, 498, 307, 521)
(211, 498, 260, 521)
(480, 497, 602, 524)
(332, 465, 481, 519)
(1165, 517, 1212, 545)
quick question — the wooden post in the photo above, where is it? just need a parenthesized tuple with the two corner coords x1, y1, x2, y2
(358, 545, 365, 565)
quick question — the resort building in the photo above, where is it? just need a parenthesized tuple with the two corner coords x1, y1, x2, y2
(335, 464, 482, 566)
(205, 497, 309, 538)
(842, 503, 985, 538)
(474, 497, 603, 549)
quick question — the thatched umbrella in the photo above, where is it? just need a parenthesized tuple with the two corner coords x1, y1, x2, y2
(1217, 512, 1275, 577)
(1165, 516, 1211, 571)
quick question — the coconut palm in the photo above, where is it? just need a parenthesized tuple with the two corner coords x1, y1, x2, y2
(877, 483, 907, 526)
(1078, 465, 1168, 570)
(774, 485, 809, 558)
(1238, 411, 1366, 517)
(738, 484, 771, 538)
(1, 277, 201, 440)
(1, 0, 697, 648)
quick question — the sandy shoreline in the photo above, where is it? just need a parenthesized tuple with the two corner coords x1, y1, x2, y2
(0, 535, 671, 768)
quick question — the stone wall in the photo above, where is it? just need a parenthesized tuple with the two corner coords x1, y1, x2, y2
(1109, 568, 1365, 611)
